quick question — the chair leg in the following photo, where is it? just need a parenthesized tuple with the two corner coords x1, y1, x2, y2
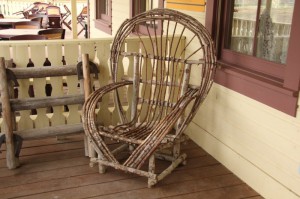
(173, 141, 186, 165)
(148, 154, 157, 188)
(98, 153, 107, 173)
(156, 153, 187, 183)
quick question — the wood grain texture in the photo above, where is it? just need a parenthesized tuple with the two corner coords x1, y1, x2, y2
(0, 135, 260, 199)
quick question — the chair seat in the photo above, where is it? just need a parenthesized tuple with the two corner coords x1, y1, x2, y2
(98, 123, 176, 145)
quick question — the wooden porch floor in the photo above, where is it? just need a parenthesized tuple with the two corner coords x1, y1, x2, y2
(0, 134, 262, 199)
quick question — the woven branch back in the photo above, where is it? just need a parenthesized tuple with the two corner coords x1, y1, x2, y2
(110, 8, 216, 132)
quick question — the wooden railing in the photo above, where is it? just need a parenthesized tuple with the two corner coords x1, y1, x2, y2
(0, 37, 185, 133)
(0, 0, 86, 17)
(231, 17, 291, 63)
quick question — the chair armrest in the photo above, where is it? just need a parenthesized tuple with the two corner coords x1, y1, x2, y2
(82, 80, 132, 134)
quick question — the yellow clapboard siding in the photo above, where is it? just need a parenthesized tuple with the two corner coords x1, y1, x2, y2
(167, 0, 205, 4)
(195, 102, 300, 195)
(167, 3, 205, 12)
(186, 123, 300, 199)
(188, 84, 300, 197)
(167, 0, 205, 12)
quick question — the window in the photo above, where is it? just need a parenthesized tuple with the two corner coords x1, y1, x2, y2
(130, 0, 164, 34)
(206, 0, 300, 116)
(225, 0, 294, 65)
(95, 0, 112, 34)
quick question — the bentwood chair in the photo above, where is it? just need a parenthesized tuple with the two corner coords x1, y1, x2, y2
(9, 34, 47, 40)
(13, 21, 41, 29)
(38, 28, 65, 39)
(82, 9, 216, 187)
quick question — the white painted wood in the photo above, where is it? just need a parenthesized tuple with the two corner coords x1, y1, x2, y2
(71, 0, 78, 39)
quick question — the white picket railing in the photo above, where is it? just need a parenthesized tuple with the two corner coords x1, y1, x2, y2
(0, 37, 185, 132)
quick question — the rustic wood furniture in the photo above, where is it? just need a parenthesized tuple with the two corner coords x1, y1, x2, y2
(0, 54, 98, 169)
(82, 8, 216, 187)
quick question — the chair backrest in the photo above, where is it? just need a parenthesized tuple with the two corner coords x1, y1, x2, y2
(111, 9, 216, 131)
(38, 28, 65, 39)
(9, 34, 47, 40)
(13, 21, 41, 29)
(46, 5, 61, 17)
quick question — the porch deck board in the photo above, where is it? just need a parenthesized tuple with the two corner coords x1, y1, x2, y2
(0, 135, 261, 199)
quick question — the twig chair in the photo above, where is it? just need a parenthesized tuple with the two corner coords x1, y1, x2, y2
(82, 8, 216, 188)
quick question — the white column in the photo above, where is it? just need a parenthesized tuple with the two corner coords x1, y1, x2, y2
(71, 0, 78, 39)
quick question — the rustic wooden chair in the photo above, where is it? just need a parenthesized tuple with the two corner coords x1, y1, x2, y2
(82, 8, 216, 187)
(38, 28, 65, 39)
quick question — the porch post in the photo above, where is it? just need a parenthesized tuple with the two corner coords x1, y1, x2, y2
(71, 0, 78, 39)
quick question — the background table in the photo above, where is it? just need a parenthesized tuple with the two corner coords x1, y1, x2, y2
(0, 28, 44, 39)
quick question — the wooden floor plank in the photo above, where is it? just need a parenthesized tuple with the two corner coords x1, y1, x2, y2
(242, 196, 265, 199)
(0, 164, 229, 199)
(0, 148, 84, 168)
(161, 184, 259, 199)
(0, 140, 84, 160)
(0, 136, 260, 199)
(54, 174, 242, 199)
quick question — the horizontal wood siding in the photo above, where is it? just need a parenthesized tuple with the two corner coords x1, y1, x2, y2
(186, 84, 300, 199)
(166, 0, 206, 12)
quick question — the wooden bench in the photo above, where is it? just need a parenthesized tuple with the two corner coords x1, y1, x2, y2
(0, 54, 98, 169)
